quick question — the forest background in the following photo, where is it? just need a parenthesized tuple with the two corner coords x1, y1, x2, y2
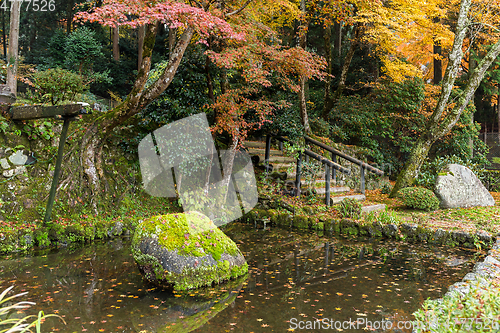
(1, 0, 500, 214)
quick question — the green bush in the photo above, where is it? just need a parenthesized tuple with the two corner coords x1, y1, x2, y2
(413, 279, 500, 333)
(338, 198, 362, 220)
(27, 68, 88, 105)
(479, 169, 500, 192)
(398, 187, 440, 211)
(379, 179, 392, 194)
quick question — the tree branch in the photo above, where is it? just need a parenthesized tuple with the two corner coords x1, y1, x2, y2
(428, 0, 471, 125)
(140, 27, 195, 106)
(226, 0, 253, 17)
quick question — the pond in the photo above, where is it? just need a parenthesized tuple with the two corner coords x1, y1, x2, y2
(0, 222, 484, 332)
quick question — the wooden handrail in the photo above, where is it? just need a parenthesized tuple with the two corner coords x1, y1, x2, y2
(303, 149, 350, 174)
(304, 136, 384, 176)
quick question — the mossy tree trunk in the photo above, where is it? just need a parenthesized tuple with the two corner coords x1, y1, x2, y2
(390, 0, 500, 197)
(80, 23, 195, 210)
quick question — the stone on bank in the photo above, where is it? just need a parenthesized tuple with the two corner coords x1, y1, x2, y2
(132, 211, 248, 291)
(435, 164, 495, 209)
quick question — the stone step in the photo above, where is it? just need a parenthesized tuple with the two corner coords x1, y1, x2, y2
(244, 141, 268, 149)
(329, 194, 366, 205)
(361, 204, 386, 213)
(247, 147, 283, 156)
(314, 186, 351, 194)
(252, 154, 295, 164)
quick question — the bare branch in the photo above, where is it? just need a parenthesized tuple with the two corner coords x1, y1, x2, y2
(226, 0, 253, 17)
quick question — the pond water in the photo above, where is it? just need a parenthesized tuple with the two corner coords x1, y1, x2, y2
(0, 222, 484, 332)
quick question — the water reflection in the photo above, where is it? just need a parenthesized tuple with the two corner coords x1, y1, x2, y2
(0, 223, 483, 332)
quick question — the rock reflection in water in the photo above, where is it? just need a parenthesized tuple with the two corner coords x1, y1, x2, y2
(132, 277, 245, 332)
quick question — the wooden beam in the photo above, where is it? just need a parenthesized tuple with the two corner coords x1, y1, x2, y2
(10, 104, 84, 120)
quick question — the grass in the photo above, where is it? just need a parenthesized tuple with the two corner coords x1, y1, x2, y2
(365, 187, 500, 234)
(259, 168, 500, 236)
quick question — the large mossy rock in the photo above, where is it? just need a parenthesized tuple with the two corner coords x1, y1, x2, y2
(435, 164, 495, 209)
(132, 211, 248, 290)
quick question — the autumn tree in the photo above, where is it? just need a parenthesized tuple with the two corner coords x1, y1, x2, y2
(75, 0, 325, 208)
(390, 0, 500, 196)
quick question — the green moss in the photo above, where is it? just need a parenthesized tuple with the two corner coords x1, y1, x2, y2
(332, 219, 341, 234)
(267, 209, 279, 225)
(0, 229, 16, 253)
(160, 261, 248, 291)
(311, 221, 324, 231)
(292, 215, 310, 229)
(358, 223, 369, 236)
(133, 212, 240, 261)
(132, 212, 248, 290)
(34, 228, 50, 247)
(276, 212, 292, 227)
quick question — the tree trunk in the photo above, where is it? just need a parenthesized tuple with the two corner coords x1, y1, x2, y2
(497, 96, 500, 143)
(205, 53, 215, 103)
(433, 42, 442, 84)
(333, 21, 342, 59)
(138, 25, 145, 68)
(7, 0, 20, 97)
(66, 0, 74, 34)
(299, 76, 310, 133)
(323, 24, 332, 117)
(298, 0, 310, 133)
(390, 0, 500, 197)
(112, 26, 119, 61)
(469, 45, 477, 156)
(80, 24, 195, 210)
(322, 24, 360, 119)
(169, 28, 176, 55)
(390, 135, 435, 195)
(2, 11, 6, 60)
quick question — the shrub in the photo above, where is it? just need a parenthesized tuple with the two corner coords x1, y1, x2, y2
(26, 68, 88, 105)
(338, 198, 362, 220)
(398, 187, 440, 211)
(413, 279, 500, 333)
(379, 179, 392, 194)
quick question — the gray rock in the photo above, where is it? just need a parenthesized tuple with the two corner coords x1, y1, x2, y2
(132, 212, 248, 290)
(362, 204, 386, 213)
(476, 230, 492, 243)
(435, 164, 495, 208)
(367, 221, 383, 237)
(451, 230, 472, 244)
(383, 223, 398, 237)
(8, 150, 28, 166)
(400, 223, 418, 237)
(433, 228, 448, 243)
(2, 169, 14, 178)
(462, 272, 478, 282)
(447, 281, 470, 297)
(0, 158, 9, 170)
(108, 222, 124, 237)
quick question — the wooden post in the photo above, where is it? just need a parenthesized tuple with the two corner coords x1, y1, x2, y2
(325, 164, 331, 206)
(44, 116, 75, 224)
(295, 151, 302, 197)
(331, 153, 337, 184)
(265, 134, 272, 172)
(360, 166, 366, 194)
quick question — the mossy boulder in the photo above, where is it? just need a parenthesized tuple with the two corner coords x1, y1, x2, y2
(132, 212, 248, 291)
